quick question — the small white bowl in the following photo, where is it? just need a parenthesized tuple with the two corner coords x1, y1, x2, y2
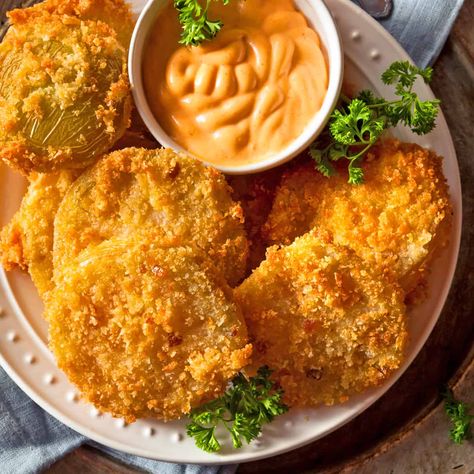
(129, 0, 343, 174)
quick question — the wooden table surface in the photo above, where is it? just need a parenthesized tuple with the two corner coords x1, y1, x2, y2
(1, 1, 472, 473)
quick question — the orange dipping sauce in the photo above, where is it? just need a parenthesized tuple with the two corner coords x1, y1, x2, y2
(143, 0, 328, 167)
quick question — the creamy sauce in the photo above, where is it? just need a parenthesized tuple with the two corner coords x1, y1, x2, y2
(143, 0, 328, 167)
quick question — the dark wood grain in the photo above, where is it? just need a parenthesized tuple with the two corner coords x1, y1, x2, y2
(48, 445, 148, 474)
(0, 1, 469, 473)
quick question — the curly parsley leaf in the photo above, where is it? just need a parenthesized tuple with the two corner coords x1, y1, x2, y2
(381, 60, 433, 87)
(231, 412, 261, 446)
(186, 366, 288, 453)
(175, 0, 230, 46)
(348, 162, 364, 185)
(329, 99, 371, 145)
(186, 423, 221, 452)
(310, 61, 440, 184)
(443, 389, 473, 444)
(357, 89, 385, 107)
(409, 98, 440, 134)
(309, 144, 336, 178)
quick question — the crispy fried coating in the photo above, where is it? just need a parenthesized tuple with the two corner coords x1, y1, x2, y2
(0, 10, 131, 174)
(228, 168, 283, 272)
(263, 140, 452, 293)
(262, 160, 325, 246)
(235, 230, 407, 407)
(54, 148, 249, 286)
(0, 171, 77, 296)
(20, 0, 134, 49)
(46, 240, 252, 422)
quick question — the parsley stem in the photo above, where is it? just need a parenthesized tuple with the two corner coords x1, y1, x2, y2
(367, 99, 409, 109)
(222, 419, 233, 432)
(311, 61, 440, 184)
(339, 92, 352, 104)
(348, 142, 374, 162)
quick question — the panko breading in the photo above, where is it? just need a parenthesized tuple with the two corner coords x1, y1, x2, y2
(46, 240, 252, 422)
(22, 0, 134, 49)
(262, 161, 326, 246)
(0, 10, 131, 174)
(54, 148, 249, 286)
(0, 171, 77, 296)
(235, 230, 407, 407)
(228, 167, 284, 272)
(263, 140, 452, 294)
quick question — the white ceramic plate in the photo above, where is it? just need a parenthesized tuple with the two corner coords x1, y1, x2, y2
(0, 0, 462, 464)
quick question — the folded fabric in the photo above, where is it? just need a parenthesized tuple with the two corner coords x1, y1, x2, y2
(376, 0, 464, 67)
(0, 0, 464, 473)
(0, 367, 236, 474)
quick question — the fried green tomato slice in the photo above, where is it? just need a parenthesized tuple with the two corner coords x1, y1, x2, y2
(0, 171, 77, 296)
(263, 140, 452, 294)
(227, 167, 284, 273)
(0, 11, 131, 174)
(22, 0, 134, 49)
(235, 230, 407, 407)
(46, 240, 252, 422)
(54, 148, 249, 286)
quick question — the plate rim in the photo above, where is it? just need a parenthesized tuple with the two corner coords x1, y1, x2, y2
(0, 0, 462, 464)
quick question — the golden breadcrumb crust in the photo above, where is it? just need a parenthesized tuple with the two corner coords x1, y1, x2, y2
(17, 0, 134, 49)
(0, 111, 156, 295)
(0, 10, 131, 174)
(46, 240, 252, 422)
(235, 230, 407, 407)
(263, 140, 452, 294)
(228, 167, 283, 273)
(54, 148, 249, 286)
(0, 171, 77, 295)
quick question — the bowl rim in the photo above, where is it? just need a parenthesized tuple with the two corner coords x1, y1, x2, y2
(128, 0, 344, 175)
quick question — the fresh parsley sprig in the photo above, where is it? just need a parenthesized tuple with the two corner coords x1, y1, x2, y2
(186, 366, 288, 453)
(443, 389, 473, 444)
(174, 0, 230, 46)
(310, 61, 441, 184)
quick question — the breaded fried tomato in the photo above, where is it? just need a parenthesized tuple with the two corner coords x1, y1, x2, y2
(264, 140, 452, 293)
(0, 171, 77, 296)
(54, 148, 249, 286)
(235, 230, 407, 407)
(227, 167, 283, 272)
(24, 0, 134, 49)
(0, 9, 131, 173)
(46, 240, 252, 422)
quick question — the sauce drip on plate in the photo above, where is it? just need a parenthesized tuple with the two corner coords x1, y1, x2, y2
(143, 0, 328, 167)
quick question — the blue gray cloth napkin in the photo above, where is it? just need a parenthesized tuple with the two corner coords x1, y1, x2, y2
(374, 0, 464, 67)
(0, 0, 464, 472)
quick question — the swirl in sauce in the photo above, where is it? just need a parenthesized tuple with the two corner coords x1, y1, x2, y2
(143, 0, 328, 167)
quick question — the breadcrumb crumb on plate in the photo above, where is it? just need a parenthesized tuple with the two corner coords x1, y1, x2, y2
(46, 239, 252, 422)
(235, 230, 408, 407)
